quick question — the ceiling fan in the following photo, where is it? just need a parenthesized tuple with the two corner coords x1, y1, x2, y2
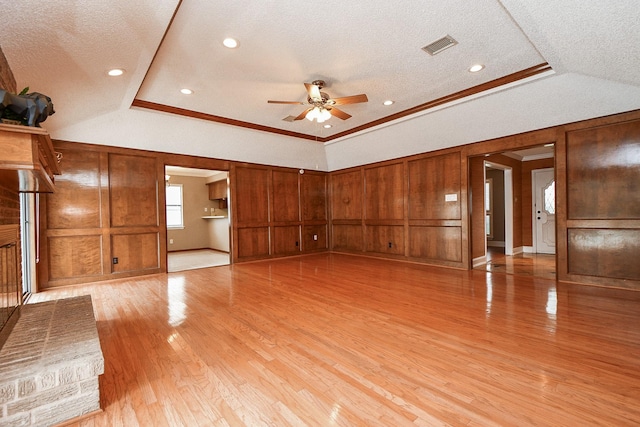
(268, 80, 368, 123)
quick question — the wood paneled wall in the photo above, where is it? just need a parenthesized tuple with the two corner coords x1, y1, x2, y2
(40, 143, 162, 288)
(330, 151, 467, 268)
(31, 109, 640, 290)
(557, 114, 640, 289)
(231, 165, 328, 261)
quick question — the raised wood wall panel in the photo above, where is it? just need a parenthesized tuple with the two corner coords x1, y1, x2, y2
(272, 170, 300, 223)
(47, 235, 103, 280)
(409, 226, 462, 263)
(273, 225, 301, 255)
(366, 225, 404, 255)
(40, 143, 163, 288)
(567, 120, 640, 220)
(237, 227, 270, 258)
(302, 173, 327, 221)
(556, 112, 640, 289)
(567, 229, 640, 281)
(303, 225, 327, 251)
(235, 166, 270, 224)
(47, 149, 101, 229)
(332, 224, 364, 252)
(330, 170, 362, 220)
(109, 154, 158, 227)
(408, 152, 461, 220)
(111, 233, 159, 273)
(365, 163, 404, 220)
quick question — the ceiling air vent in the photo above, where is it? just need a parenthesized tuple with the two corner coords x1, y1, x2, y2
(422, 35, 457, 56)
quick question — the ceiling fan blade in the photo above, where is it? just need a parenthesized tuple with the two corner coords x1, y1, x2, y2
(330, 94, 368, 105)
(294, 108, 312, 121)
(268, 100, 305, 105)
(328, 107, 352, 120)
(304, 83, 322, 101)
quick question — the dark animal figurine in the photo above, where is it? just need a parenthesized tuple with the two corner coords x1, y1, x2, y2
(0, 89, 55, 127)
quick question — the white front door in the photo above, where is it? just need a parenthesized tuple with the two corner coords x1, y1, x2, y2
(533, 168, 556, 254)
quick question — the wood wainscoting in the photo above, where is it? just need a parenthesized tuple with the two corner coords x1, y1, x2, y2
(28, 254, 640, 426)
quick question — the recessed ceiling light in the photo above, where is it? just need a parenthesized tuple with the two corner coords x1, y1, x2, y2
(107, 68, 125, 76)
(383, 100, 394, 106)
(323, 124, 332, 129)
(180, 88, 193, 95)
(223, 38, 239, 48)
(469, 64, 484, 73)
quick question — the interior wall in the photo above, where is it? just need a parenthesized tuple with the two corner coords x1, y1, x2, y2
(232, 165, 328, 262)
(166, 175, 213, 252)
(330, 150, 466, 269)
(30, 109, 640, 290)
(557, 114, 640, 289)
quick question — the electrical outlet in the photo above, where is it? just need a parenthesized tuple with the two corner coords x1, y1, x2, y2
(169, 239, 174, 244)
(112, 257, 118, 264)
(313, 234, 318, 241)
(388, 242, 392, 248)
(204, 207, 208, 212)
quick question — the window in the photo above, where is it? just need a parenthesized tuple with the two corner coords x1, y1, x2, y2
(166, 184, 184, 229)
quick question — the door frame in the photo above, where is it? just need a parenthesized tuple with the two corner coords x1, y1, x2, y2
(484, 161, 514, 256)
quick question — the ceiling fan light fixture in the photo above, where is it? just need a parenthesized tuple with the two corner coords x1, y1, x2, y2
(319, 108, 331, 122)
(306, 107, 320, 121)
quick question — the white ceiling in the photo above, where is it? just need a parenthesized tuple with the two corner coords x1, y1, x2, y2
(1, 1, 640, 171)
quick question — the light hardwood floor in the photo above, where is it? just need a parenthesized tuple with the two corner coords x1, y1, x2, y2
(475, 247, 557, 280)
(30, 254, 640, 426)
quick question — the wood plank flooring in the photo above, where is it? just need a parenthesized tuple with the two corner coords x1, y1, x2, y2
(29, 253, 640, 426)
(475, 248, 557, 280)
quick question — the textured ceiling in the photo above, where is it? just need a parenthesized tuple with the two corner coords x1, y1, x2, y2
(136, 0, 545, 139)
(1, 1, 640, 170)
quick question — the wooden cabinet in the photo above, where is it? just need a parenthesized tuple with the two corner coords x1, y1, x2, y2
(208, 180, 227, 200)
(0, 123, 61, 192)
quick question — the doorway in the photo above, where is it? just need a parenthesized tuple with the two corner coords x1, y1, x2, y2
(471, 145, 556, 280)
(164, 166, 230, 272)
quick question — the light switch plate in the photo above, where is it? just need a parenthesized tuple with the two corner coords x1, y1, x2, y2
(445, 194, 458, 202)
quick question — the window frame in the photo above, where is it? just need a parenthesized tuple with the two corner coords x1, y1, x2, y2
(166, 183, 184, 229)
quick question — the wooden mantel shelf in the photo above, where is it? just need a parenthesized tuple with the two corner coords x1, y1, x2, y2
(0, 123, 61, 192)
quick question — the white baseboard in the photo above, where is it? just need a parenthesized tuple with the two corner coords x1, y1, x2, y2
(473, 255, 487, 267)
(523, 246, 534, 253)
(487, 241, 505, 248)
(512, 246, 524, 255)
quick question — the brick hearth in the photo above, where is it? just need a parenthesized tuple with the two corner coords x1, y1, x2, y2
(0, 296, 104, 426)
